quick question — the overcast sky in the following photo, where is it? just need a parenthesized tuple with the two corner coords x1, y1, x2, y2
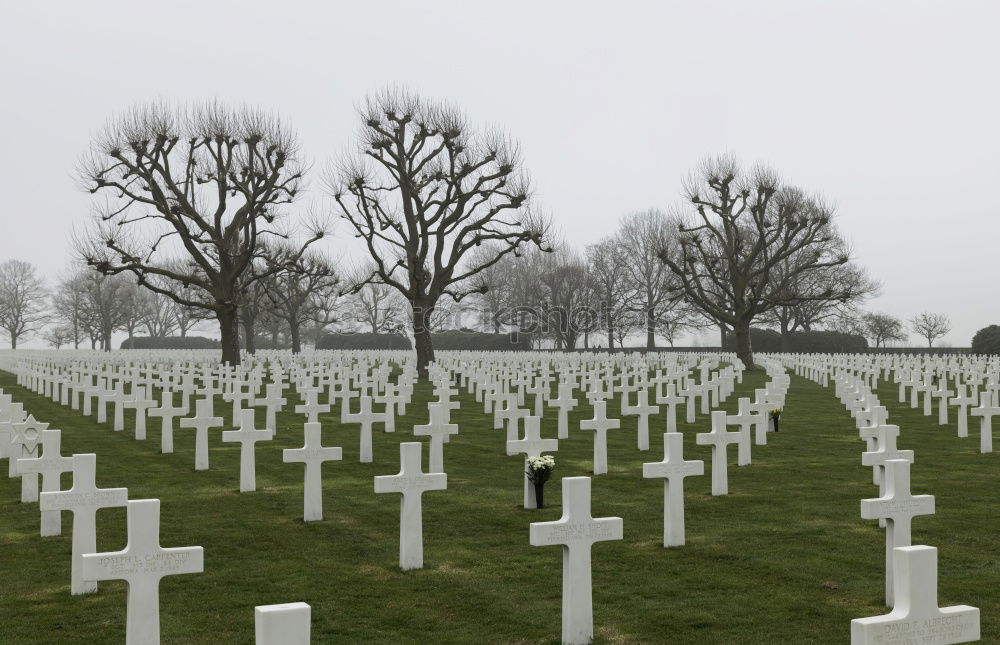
(2, 0, 997, 348)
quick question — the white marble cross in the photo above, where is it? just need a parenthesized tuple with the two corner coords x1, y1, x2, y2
(861, 459, 934, 606)
(932, 379, 954, 425)
(295, 387, 330, 425)
(970, 389, 1000, 453)
(949, 385, 977, 438)
(82, 499, 204, 645)
(126, 386, 157, 441)
(861, 424, 914, 495)
(642, 432, 704, 547)
(579, 400, 620, 475)
(223, 382, 255, 428)
(111, 383, 131, 432)
(283, 422, 342, 521)
(39, 453, 128, 594)
(621, 388, 658, 451)
(529, 477, 623, 645)
(696, 411, 742, 496)
(655, 382, 684, 434)
(222, 409, 274, 492)
(255, 602, 311, 645)
(17, 428, 73, 536)
(256, 382, 287, 432)
(506, 415, 558, 509)
(412, 402, 459, 473)
(850, 546, 979, 645)
(548, 384, 578, 440)
(148, 390, 186, 454)
(374, 442, 447, 570)
(178, 397, 223, 471)
(727, 397, 757, 466)
(342, 395, 385, 463)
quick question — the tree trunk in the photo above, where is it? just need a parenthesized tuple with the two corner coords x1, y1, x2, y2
(646, 308, 655, 349)
(242, 314, 256, 355)
(584, 330, 589, 349)
(607, 322, 614, 352)
(218, 306, 241, 366)
(780, 320, 792, 353)
(413, 303, 435, 378)
(734, 319, 755, 369)
(10, 334, 16, 350)
(719, 322, 727, 348)
(290, 320, 301, 354)
(103, 331, 112, 351)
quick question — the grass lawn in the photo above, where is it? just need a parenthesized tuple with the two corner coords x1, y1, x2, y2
(0, 367, 997, 644)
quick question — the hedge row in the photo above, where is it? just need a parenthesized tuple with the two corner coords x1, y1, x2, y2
(317, 333, 413, 350)
(121, 336, 221, 349)
(317, 330, 532, 351)
(723, 328, 868, 353)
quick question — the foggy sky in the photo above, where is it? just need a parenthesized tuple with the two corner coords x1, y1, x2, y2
(1, 0, 997, 348)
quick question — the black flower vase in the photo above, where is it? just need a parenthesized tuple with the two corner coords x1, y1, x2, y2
(534, 481, 545, 509)
(773, 417, 780, 432)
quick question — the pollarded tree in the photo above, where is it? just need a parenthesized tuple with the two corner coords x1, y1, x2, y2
(77, 103, 324, 365)
(659, 155, 851, 368)
(863, 312, 907, 348)
(0, 260, 48, 349)
(328, 89, 549, 375)
(910, 312, 951, 348)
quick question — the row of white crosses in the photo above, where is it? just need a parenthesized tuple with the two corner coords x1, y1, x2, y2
(10, 351, 425, 501)
(0, 388, 207, 644)
(0, 369, 334, 644)
(445, 353, 795, 645)
(795, 356, 982, 644)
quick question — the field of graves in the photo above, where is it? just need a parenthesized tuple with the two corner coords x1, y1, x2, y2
(1, 354, 997, 644)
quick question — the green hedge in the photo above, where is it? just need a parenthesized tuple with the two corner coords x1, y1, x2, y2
(431, 329, 532, 351)
(121, 336, 221, 349)
(317, 333, 413, 350)
(317, 330, 531, 351)
(972, 325, 1000, 355)
(724, 328, 868, 353)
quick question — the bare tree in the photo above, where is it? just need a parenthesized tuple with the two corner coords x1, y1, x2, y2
(467, 245, 515, 334)
(43, 326, 73, 349)
(77, 102, 324, 365)
(586, 238, 633, 350)
(657, 303, 713, 347)
(80, 273, 137, 350)
(262, 251, 338, 353)
(137, 276, 179, 337)
(862, 312, 907, 348)
(328, 89, 549, 375)
(537, 249, 593, 349)
(910, 312, 951, 348)
(350, 274, 405, 334)
(659, 155, 851, 368)
(618, 209, 683, 348)
(0, 260, 48, 349)
(762, 257, 881, 351)
(52, 268, 91, 349)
